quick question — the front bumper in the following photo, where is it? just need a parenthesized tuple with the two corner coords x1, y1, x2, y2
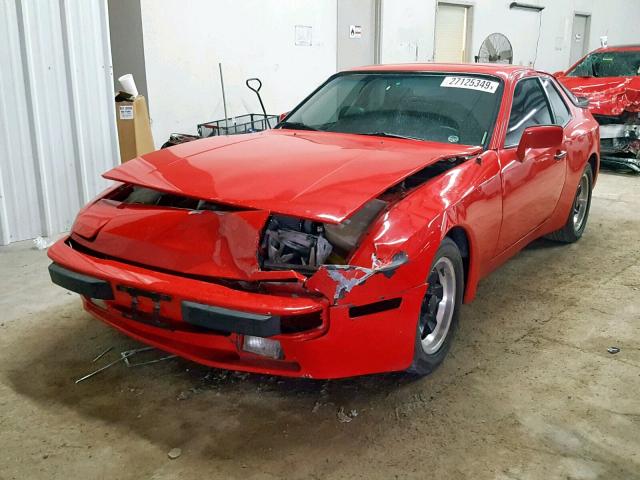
(596, 117, 640, 173)
(48, 238, 424, 378)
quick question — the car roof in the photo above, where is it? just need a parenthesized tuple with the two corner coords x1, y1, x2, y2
(593, 44, 640, 53)
(345, 63, 534, 82)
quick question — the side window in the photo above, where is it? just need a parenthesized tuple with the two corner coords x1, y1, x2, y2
(540, 77, 572, 126)
(505, 78, 552, 147)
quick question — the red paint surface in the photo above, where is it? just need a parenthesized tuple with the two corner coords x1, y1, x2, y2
(49, 64, 599, 378)
(559, 76, 640, 116)
(104, 132, 481, 224)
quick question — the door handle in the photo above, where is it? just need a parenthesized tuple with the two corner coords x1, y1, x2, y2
(554, 150, 567, 160)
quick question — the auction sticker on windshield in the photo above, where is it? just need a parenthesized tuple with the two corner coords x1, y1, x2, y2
(441, 76, 499, 93)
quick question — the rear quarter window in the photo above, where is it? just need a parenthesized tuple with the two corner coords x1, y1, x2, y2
(505, 78, 552, 147)
(540, 77, 572, 126)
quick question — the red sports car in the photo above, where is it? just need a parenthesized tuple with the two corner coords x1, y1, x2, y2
(555, 45, 640, 172)
(48, 64, 599, 379)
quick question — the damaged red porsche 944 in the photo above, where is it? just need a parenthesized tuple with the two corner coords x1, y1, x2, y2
(556, 45, 640, 172)
(49, 64, 600, 379)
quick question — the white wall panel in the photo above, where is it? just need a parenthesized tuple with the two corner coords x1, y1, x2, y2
(0, 0, 118, 245)
(381, 0, 437, 63)
(140, 0, 338, 144)
(62, 0, 119, 203)
(381, 0, 640, 73)
(0, 0, 42, 244)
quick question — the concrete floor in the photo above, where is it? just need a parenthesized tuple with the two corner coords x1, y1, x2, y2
(0, 170, 639, 479)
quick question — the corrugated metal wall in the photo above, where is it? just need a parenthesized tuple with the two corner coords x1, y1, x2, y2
(0, 0, 119, 245)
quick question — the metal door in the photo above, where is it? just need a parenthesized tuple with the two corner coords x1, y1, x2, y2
(496, 78, 566, 251)
(570, 14, 590, 65)
(337, 0, 380, 70)
(434, 4, 468, 62)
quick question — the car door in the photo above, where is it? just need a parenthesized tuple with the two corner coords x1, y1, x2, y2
(496, 76, 568, 252)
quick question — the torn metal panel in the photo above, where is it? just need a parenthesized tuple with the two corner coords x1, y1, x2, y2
(309, 252, 409, 303)
(560, 77, 640, 116)
(558, 73, 640, 172)
(324, 199, 387, 252)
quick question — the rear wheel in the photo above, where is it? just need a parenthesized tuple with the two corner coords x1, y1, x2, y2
(546, 163, 593, 243)
(407, 237, 464, 376)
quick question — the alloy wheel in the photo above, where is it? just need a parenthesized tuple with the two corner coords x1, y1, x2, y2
(573, 171, 590, 231)
(420, 257, 457, 354)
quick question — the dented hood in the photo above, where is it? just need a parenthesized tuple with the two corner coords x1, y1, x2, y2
(559, 76, 640, 116)
(104, 130, 481, 223)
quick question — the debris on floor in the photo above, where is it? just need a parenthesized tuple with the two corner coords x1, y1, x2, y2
(75, 354, 130, 384)
(91, 346, 113, 363)
(337, 407, 358, 423)
(167, 448, 182, 460)
(311, 380, 332, 414)
(176, 390, 192, 401)
(75, 346, 177, 384)
(32, 236, 55, 250)
(122, 347, 177, 367)
(607, 346, 621, 354)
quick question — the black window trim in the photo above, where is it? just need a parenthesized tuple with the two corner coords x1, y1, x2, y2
(555, 79, 587, 108)
(504, 76, 556, 149)
(539, 75, 573, 128)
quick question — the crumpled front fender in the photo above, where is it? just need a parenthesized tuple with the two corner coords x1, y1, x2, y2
(305, 251, 412, 304)
(305, 205, 447, 306)
(305, 156, 501, 307)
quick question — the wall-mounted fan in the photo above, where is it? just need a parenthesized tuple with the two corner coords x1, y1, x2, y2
(476, 33, 513, 64)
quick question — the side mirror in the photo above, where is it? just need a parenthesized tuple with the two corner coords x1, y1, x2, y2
(278, 112, 289, 123)
(575, 96, 590, 108)
(552, 70, 565, 78)
(516, 125, 563, 161)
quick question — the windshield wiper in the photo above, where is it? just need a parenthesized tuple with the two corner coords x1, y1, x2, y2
(357, 131, 423, 141)
(278, 121, 318, 131)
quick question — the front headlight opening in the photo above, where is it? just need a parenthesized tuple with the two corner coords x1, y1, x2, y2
(261, 199, 387, 273)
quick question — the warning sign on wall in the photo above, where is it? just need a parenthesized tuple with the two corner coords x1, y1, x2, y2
(349, 25, 362, 39)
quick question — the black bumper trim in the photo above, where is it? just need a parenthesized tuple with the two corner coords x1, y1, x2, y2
(48, 263, 114, 300)
(182, 301, 281, 337)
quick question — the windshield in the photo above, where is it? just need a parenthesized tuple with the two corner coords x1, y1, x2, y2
(568, 51, 640, 78)
(280, 73, 504, 147)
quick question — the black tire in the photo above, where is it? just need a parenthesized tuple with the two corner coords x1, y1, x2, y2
(546, 163, 593, 243)
(407, 237, 464, 376)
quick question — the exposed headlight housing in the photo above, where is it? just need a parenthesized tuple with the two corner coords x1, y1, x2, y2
(261, 199, 387, 273)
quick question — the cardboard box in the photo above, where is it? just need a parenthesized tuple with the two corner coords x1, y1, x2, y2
(115, 92, 155, 163)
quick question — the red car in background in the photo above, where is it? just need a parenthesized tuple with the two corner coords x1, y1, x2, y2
(48, 64, 599, 379)
(555, 45, 640, 172)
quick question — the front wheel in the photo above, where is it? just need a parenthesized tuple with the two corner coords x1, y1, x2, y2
(546, 163, 593, 243)
(407, 237, 464, 376)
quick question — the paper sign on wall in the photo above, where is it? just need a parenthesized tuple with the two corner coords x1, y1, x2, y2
(119, 105, 134, 120)
(349, 25, 362, 39)
(295, 25, 312, 46)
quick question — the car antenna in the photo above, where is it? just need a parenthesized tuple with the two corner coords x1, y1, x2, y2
(219, 63, 230, 131)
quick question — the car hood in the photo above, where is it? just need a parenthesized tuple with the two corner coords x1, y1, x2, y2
(104, 130, 481, 224)
(558, 76, 640, 116)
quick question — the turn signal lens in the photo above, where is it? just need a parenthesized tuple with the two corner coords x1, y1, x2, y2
(242, 336, 282, 359)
